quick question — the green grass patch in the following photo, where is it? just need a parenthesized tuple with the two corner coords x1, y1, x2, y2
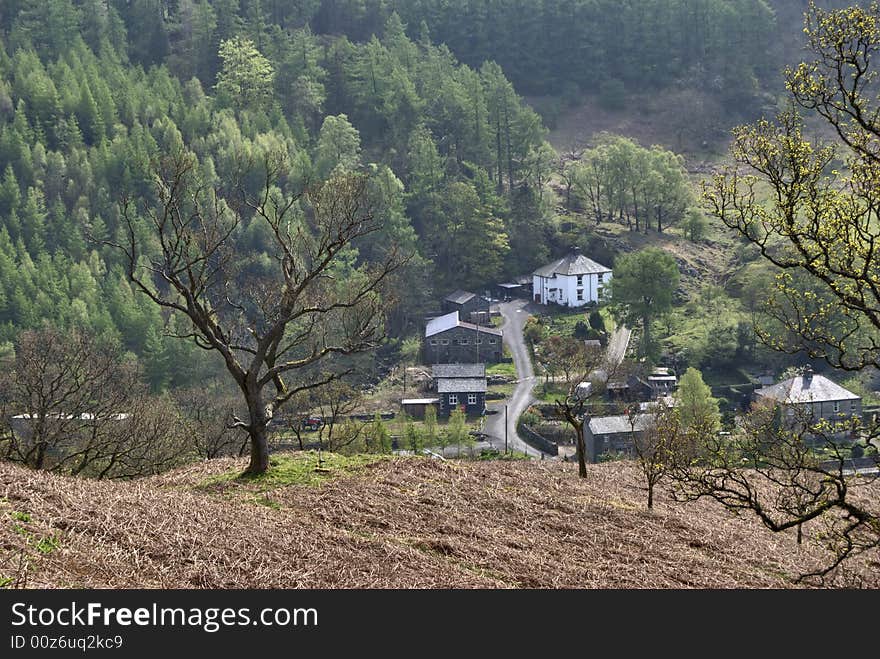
(488, 384, 516, 398)
(475, 449, 531, 461)
(533, 382, 570, 403)
(198, 451, 390, 496)
(10, 511, 30, 523)
(487, 361, 517, 377)
(35, 536, 59, 554)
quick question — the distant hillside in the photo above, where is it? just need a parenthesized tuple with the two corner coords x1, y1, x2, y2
(1, 453, 875, 588)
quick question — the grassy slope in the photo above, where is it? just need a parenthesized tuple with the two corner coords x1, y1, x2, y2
(2, 453, 876, 589)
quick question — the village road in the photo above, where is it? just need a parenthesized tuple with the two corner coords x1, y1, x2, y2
(483, 300, 546, 457)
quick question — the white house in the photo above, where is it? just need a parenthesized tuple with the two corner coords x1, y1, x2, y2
(532, 249, 612, 307)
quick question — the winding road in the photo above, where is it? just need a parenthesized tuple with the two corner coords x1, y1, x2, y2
(483, 300, 544, 457)
(482, 299, 631, 458)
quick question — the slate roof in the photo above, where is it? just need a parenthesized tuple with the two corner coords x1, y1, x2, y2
(755, 373, 860, 404)
(432, 364, 486, 379)
(437, 378, 488, 393)
(458, 321, 502, 336)
(444, 289, 477, 305)
(533, 252, 611, 278)
(588, 413, 654, 436)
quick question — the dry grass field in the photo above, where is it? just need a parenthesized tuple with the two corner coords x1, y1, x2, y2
(1, 453, 877, 589)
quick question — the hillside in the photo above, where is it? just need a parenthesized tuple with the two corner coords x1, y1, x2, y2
(1, 453, 876, 589)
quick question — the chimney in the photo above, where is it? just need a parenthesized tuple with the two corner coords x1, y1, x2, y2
(571, 245, 581, 255)
(802, 364, 813, 386)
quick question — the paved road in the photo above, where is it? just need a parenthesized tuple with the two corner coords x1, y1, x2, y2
(482, 301, 630, 458)
(603, 324, 632, 371)
(483, 300, 546, 457)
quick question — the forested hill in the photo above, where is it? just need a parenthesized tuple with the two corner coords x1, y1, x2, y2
(0, 1, 562, 390)
(0, 1, 851, 391)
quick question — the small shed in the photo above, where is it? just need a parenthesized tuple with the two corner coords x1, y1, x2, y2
(442, 290, 490, 323)
(401, 398, 440, 419)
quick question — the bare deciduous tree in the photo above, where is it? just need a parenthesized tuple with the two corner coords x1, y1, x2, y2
(110, 148, 403, 475)
(174, 384, 247, 459)
(0, 327, 190, 479)
(553, 343, 608, 477)
(695, 2, 880, 577)
(667, 400, 878, 580)
(629, 404, 678, 510)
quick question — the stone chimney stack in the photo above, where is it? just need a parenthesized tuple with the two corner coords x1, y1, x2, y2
(803, 364, 813, 386)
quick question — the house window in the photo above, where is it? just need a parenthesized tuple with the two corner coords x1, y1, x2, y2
(597, 273, 605, 283)
(851, 401, 858, 413)
(577, 275, 583, 286)
(448, 394, 458, 406)
(468, 394, 477, 405)
(833, 401, 840, 413)
(476, 338, 483, 345)
(577, 289, 584, 301)
(429, 339, 438, 345)
(488, 338, 496, 344)
(460, 339, 469, 345)
(440, 339, 450, 345)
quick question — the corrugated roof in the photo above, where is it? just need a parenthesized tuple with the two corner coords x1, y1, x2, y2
(588, 413, 654, 436)
(425, 311, 502, 338)
(755, 373, 860, 404)
(533, 252, 611, 277)
(437, 378, 488, 393)
(432, 364, 486, 379)
(425, 311, 460, 337)
(444, 289, 477, 305)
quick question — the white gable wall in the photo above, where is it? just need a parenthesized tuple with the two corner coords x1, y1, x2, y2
(532, 271, 611, 307)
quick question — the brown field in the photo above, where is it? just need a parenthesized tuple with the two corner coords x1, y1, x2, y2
(1, 455, 877, 589)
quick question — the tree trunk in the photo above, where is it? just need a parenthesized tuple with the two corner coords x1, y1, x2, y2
(647, 483, 654, 509)
(575, 425, 588, 478)
(247, 424, 270, 475)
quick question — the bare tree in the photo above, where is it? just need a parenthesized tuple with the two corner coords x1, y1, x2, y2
(694, 2, 880, 577)
(553, 343, 607, 477)
(313, 380, 367, 452)
(0, 328, 136, 473)
(667, 400, 878, 580)
(0, 327, 190, 479)
(174, 383, 247, 459)
(110, 148, 403, 474)
(629, 404, 679, 510)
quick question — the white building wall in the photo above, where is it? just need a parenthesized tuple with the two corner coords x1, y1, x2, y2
(532, 272, 611, 307)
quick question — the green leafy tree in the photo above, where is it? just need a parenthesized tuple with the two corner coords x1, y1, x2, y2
(446, 407, 469, 456)
(610, 248, 680, 358)
(423, 405, 438, 449)
(315, 113, 361, 177)
(675, 368, 720, 433)
(215, 36, 275, 113)
(682, 208, 708, 242)
(368, 413, 392, 454)
(404, 417, 422, 453)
